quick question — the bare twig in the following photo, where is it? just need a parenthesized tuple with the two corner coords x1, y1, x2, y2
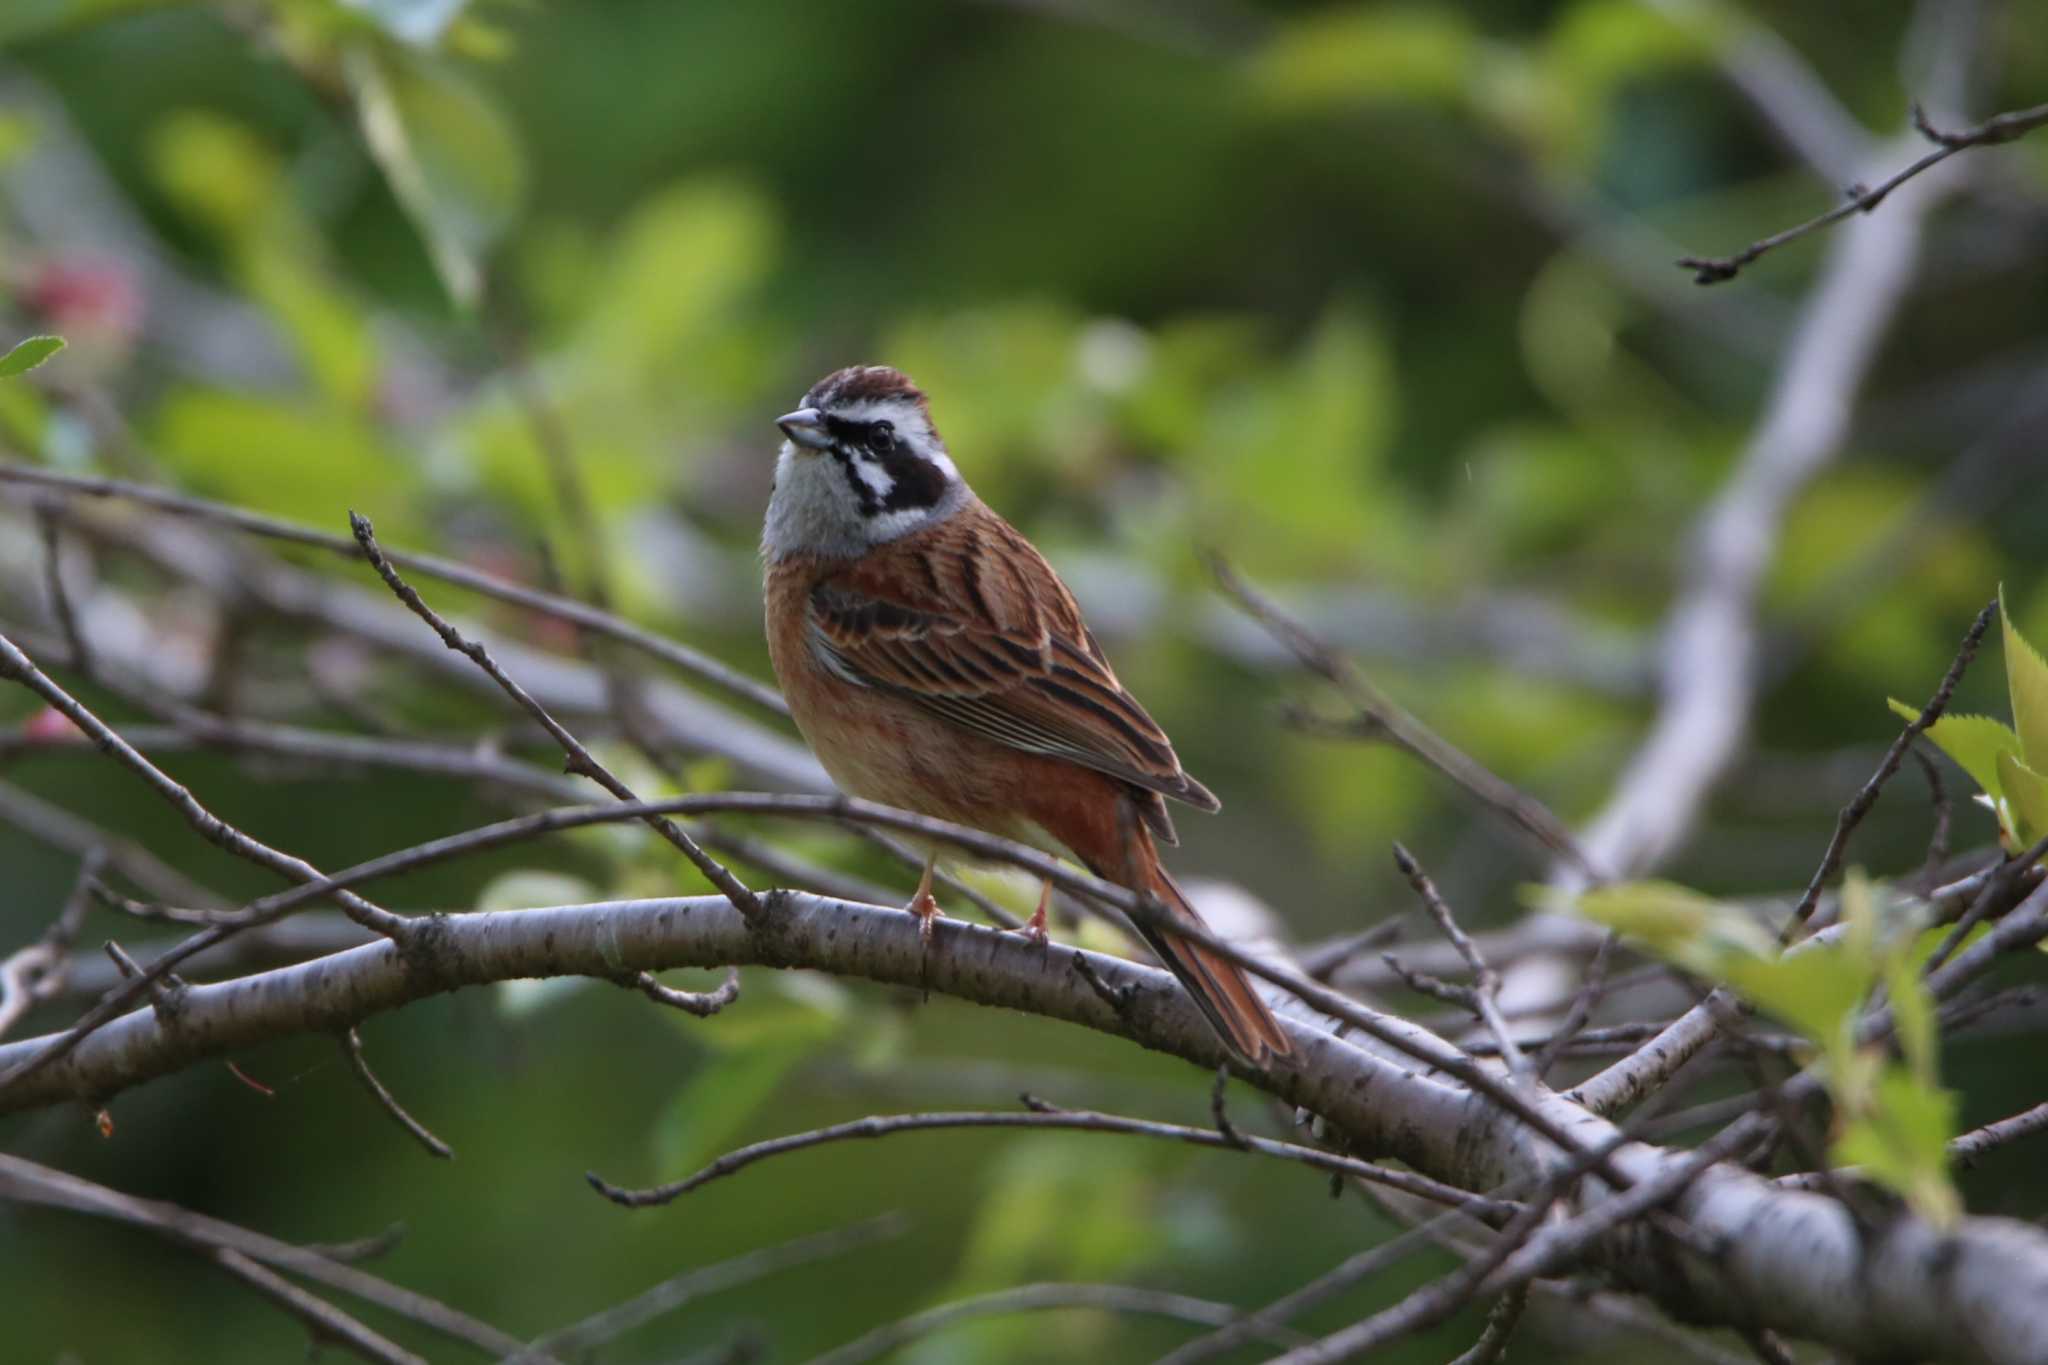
(1561, 134, 1957, 892)
(587, 1103, 1515, 1218)
(1153, 1177, 1525, 1365)
(0, 462, 788, 717)
(1391, 842, 1525, 1072)
(1780, 597, 1995, 945)
(35, 502, 93, 680)
(1678, 101, 2048, 283)
(341, 1026, 453, 1160)
(0, 1153, 538, 1359)
(1951, 1100, 2048, 1168)
(3, 894, 2045, 1361)
(350, 511, 760, 918)
(210, 1247, 424, 1365)
(805, 1280, 1304, 1365)
(1211, 555, 1600, 879)
(1269, 1117, 1763, 1364)
(626, 965, 740, 1018)
(1912, 745, 1953, 892)
(0, 778, 230, 913)
(1530, 928, 1619, 1082)
(1922, 833, 2048, 976)
(504, 1215, 906, 1363)
(0, 630, 413, 939)
(0, 848, 103, 1039)
(1447, 1284, 1529, 1365)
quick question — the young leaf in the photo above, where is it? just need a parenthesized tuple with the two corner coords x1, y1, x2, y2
(1996, 750, 2048, 847)
(1568, 879, 1776, 965)
(1832, 1069, 1960, 1228)
(1721, 949, 1872, 1057)
(2002, 587, 2048, 769)
(345, 45, 526, 309)
(0, 335, 64, 378)
(1885, 956, 1940, 1088)
(1887, 701, 2019, 802)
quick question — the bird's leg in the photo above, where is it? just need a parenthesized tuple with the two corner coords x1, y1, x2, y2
(906, 852, 944, 948)
(1009, 878, 1051, 948)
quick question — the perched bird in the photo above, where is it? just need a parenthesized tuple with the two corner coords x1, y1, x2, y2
(760, 364, 1291, 1063)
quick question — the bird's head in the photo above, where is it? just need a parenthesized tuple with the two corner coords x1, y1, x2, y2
(763, 365, 968, 560)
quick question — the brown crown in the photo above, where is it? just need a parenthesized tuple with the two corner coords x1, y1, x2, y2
(806, 365, 928, 411)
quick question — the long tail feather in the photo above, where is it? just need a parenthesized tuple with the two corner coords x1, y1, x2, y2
(1123, 857, 1292, 1064)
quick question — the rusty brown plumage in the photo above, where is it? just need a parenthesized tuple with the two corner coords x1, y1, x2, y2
(763, 367, 1290, 1062)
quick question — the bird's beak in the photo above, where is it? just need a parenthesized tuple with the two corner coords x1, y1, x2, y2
(776, 407, 832, 451)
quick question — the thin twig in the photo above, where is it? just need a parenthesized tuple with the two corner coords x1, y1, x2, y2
(1530, 929, 1619, 1082)
(505, 1215, 906, 1363)
(0, 630, 414, 939)
(1909, 746, 1954, 895)
(1391, 842, 1526, 1072)
(1921, 832, 2048, 976)
(585, 1104, 1518, 1219)
(0, 1153, 538, 1359)
(1209, 1065, 1248, 1148)
(35, 501, 93, 680)
(0, 461, 789, 717)
(210, 1247, 424, 1365)
(627, 965, 740, 1018)
(1268, 1116, 1762, 1364)
(0, 848, 103, 1038)
(1953, 1100, 2048, 1169)
(1678, 101, 2048, 282)
(804, 1280, 1305, 1365)
(341, 1026, 453, 1160)
(1446, 1284, 1529, 1365)
(0, 777, 230, 913)
(1212, 555, 1601, 880)
(350, 511, 760, 918)
(1780, 597, 1995, 945)
(304, 1223, 409, 1265)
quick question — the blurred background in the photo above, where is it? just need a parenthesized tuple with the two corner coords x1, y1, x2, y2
(1, 0, 2045, 1360)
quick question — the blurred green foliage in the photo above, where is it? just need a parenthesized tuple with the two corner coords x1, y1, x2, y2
(2, 0, 2047, 1360)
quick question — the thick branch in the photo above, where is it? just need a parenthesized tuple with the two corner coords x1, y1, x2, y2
(3, 893, 2045, 1362)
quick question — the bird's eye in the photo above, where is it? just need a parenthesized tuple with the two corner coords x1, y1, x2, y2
(870, 422, 895, 453)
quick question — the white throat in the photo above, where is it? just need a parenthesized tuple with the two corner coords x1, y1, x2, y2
(761, 441, 969, 561)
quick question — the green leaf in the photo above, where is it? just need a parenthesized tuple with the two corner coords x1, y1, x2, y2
(1890, 700, 2020, 802)
(151, 389, 421, 538)
(1722, 949, 1872, 1057)
(0, 0, 174, 45)
(1833, 1068, 1960, 1228)
(1997, 750, 2048, 847)
(0, 336, 65, 378)
(1886, 955, 1939, 1088)
(1568, 879, 1775, 968)
(346, 44, 526, 308)
(2003, 588, 2048, 769)
(243, 241, 377, 409)
(1252, 8, 1478, 111)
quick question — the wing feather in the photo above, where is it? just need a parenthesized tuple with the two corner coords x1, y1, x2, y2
(806, 507, 1219, 813)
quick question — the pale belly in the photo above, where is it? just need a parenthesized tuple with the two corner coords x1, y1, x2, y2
(788, 682, 1071, 860)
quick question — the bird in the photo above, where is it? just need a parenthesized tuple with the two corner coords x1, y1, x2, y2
(760, 363, 1292, 1063)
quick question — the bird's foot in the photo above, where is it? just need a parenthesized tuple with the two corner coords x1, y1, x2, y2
(1008, 879, 1052, 948)
(1009, 904, 1049, 949)
(907, 890, 945, 948)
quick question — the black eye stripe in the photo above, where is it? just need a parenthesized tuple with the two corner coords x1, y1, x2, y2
(816, 409, 951, 518)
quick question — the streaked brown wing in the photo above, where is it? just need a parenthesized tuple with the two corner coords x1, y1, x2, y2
(806, 507, 1219, 813)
